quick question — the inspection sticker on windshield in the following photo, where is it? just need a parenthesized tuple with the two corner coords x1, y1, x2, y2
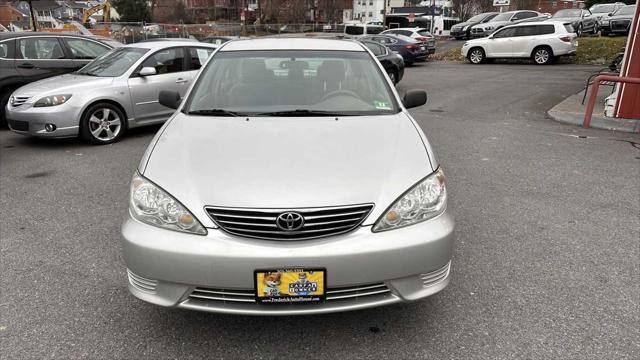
(374, 101, 391, 110)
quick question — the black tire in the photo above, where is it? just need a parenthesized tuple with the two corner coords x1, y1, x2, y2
(455, 36, 463, 40)
(79, 102, 126, 145)
(387, 69, 398, 85)
(467, 47, 485, 64)
(532, 46, 553, 65)
(601, 30, 609, 36)
(405, 60, 414, 66)
(0, 89, 13, 128)
(576, 24, 583, 37)
(592, 23, 599, 35)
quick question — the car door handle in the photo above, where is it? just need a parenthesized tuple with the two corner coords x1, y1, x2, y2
(176, 78, 188, 84)
(17, 63, 35, 69)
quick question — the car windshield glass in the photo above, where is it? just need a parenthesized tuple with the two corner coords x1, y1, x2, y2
(186, 50, 399, 116)
(614, 6, 635, 15)
(468, 13, 490, 22)
(367, 26, 384, 34)
(492, 12, 513, 21)
(76, 47, 148, 77)
(590, 4, 615, 13)
(553, 9, 581, 17)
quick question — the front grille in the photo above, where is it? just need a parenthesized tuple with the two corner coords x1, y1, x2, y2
(611, 20, 630, 32)
(10, 96, 30, 107)
(206, 204, 374, 241)
(8, 120, 28, 131)
(420, 261, 451, 288)
(188, 282, 391, 305)
(127, 269, 158, 294)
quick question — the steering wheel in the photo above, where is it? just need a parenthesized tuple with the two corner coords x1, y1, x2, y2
(321, 89, 361, 102)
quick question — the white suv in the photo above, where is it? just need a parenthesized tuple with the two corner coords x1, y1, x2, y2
(461, 21, 577, 65)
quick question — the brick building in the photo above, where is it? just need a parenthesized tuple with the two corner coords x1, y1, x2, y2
(0, 0, 26, 29)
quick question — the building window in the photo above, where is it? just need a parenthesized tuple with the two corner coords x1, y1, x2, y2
(552, 1, 557, 8)
(369, 11, 373, 17)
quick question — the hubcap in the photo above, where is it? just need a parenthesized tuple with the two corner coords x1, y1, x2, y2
(388, 72, 396, 82)
(88, 108, 121, 141)
(470, 50, 482, 63)
(535, 50, 549, 64)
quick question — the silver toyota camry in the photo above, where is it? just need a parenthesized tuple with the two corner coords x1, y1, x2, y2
(122, 38, 455, 315)
(5, 41, 216, 144)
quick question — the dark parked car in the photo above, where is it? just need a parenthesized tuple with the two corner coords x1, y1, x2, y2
(599, 5, 636, 36)
(361, 34, 427, 65)
(0, 32, 117, 127)
(450, 12, 499, 40)
(551, 8, 598, 36)
(360, 40, 405, 85)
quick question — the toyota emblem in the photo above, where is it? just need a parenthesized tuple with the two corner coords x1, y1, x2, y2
(276, 212, 305, 231)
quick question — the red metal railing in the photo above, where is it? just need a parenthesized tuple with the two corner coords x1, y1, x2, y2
(583, 75, 640, 129)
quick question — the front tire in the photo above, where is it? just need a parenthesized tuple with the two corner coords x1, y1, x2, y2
(0, 88, 14, 128)
(532, 46, 553, 65)
(468, 47, 485, 64)
(79, 103, 126, 145)
(576, 24, 583, 37)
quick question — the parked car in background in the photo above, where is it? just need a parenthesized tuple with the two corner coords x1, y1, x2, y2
(361, 34, 428, 65)
(589, 2, 626, 21)
(551, 9, 597, 36)
(122, 38, 452, 316)
(599, 5, 636, 36)
(470, 10, 541, 37)
(462, 21, 577, 65)
(0, 32, 117, 127)
(450, 12, 498, 40)
(361, 40, 405, 84)
(6, 41, 217, 144)
(344, 24, 385, 38)
(201, 36, 250, 45)
(380, 27, 436, 54)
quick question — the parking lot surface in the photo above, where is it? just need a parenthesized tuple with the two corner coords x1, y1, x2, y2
(1, 62, 638, 359)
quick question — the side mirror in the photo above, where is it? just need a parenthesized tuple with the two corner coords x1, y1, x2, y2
(159, 90, 181, 110)
(402, 89, 427, 109)
(139, 67, 157, 77)
(608, 12, 613, 16)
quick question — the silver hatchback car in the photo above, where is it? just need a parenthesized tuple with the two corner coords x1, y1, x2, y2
(122, 38, 454, 315)
(6, 41, 216, 144)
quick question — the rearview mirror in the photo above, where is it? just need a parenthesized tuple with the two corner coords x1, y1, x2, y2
(402, 89, 427, 109)
(139, 67, 157, 77)
(159, 90, 181, 110)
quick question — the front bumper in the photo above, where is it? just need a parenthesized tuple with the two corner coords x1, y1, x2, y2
(6, 102, 82, 138)
(122, 209, 455, 315)
(450, 29, 466, 38)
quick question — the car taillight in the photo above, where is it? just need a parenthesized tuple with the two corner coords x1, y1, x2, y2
(416, 36, 428, 42)
(559, 36, 571, 43)
(405, 44, 418, 49)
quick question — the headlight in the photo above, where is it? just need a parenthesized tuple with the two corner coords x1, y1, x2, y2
(129, 172, 207, 235)
(600, 20, 609, 25)
(33, 94, 72, 107)
(463, 25, 470, 31)
(373, 168, 446, 232)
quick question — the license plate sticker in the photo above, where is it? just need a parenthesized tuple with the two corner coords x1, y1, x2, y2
(255, 268, 325, 304)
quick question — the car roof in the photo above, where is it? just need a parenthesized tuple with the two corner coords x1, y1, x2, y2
(384, 27, 422, 31)
(220, 38, 365, 52)
(124, 40, 217, 50)
(0, 32, 103, 41)
(506, 20, 564, 27)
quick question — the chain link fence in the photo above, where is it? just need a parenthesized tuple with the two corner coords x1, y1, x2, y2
(85, 22, 348, 44)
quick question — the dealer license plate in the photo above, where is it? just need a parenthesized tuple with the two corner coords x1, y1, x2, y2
(255, 268, 325, 304)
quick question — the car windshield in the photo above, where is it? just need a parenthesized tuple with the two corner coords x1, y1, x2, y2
(345, 26, 364, 35)
(614, 6, 635, 15)
(590, 4, 616, 13)
(76, 47, 148, 77)
(186, 50, 399, 116)
(468, 13, 492, 22)
(492, 12, 513, 21)
(367, 26, 384, 34)
(553, 9, 582, 18)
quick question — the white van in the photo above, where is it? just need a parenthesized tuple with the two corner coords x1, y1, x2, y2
(344, 24, 385, 38)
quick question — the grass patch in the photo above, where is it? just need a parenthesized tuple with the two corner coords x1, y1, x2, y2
(432, 36, 627, 65)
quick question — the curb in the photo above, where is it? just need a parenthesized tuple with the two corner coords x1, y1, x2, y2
(547, 94, 640, 134)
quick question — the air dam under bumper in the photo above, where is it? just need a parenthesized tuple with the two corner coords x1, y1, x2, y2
(121, 209, 455, 315)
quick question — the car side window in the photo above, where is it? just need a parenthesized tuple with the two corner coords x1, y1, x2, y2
(493, 27, 516, 38)
(364, 42, 385, 56)
(514, 25, 537, 37)
(0, 40, 12, 59)
(64, 38, 110, 59)
(523, 11, 538, 19)
(18, 37, 66, 60)
(537, 25, 556, 35)
(140, 47, 186, 75)
(189, 47, 214, 70)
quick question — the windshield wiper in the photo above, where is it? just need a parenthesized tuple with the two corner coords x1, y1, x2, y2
(187, 109, 247, 117)
(257, 109, 353, 117)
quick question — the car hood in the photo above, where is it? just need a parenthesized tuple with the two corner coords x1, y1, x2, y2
(551, 17, 580, 23)
(14, 74, 114, 98)
(476, 20, 510, 28)
(453, 20, 478, 29)
(142, 112, 435, 227)
(605, 14, 633, 20)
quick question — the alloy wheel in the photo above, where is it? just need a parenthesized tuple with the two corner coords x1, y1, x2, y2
(534, 49, 550, 64)
(88, 108, 122, 142)
(470, 49, 483, 64)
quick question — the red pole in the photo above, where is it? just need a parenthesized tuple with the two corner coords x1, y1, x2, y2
(583, 74, 640, 129)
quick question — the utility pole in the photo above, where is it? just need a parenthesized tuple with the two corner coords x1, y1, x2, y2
(383, 0, 386, 28)
(27, 0, 37, 31)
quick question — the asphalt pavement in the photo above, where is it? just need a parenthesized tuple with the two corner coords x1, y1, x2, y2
(1, 61, 639, 359)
